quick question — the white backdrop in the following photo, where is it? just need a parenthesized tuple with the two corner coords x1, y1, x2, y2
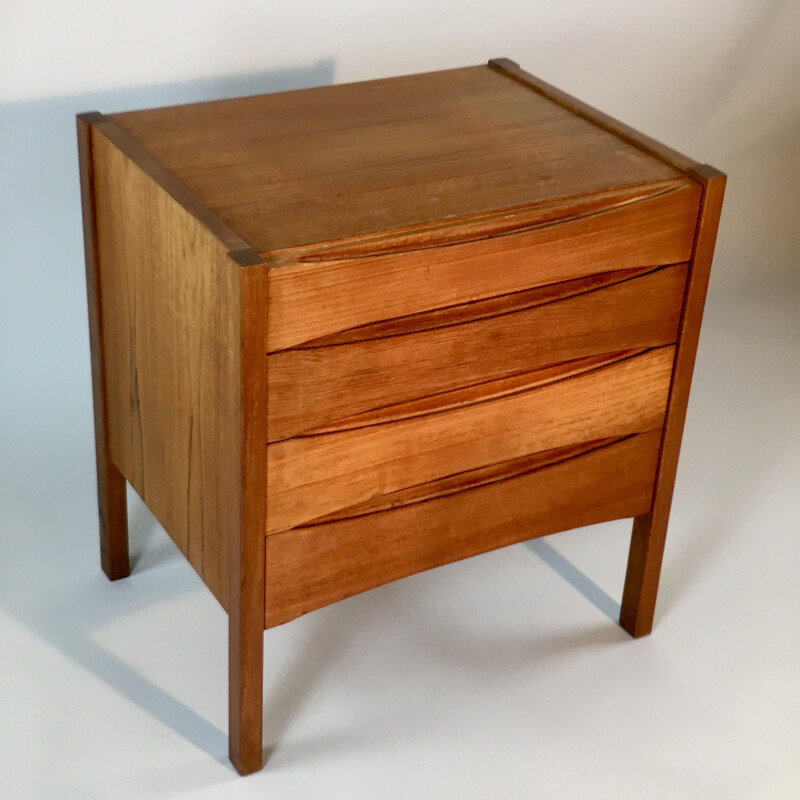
(1, 2, 799, 798)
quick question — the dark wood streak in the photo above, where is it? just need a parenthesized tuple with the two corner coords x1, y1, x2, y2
(269, 180, 690, 264)
(229, 266, 269, 776)
(301, 349, 647, 436)
(290, 265, 661, 350)
(266, 346, 675, 534)
(299, 435, 632, 527)
(265, 430, 664, 628)
(267, 263, 688, 442)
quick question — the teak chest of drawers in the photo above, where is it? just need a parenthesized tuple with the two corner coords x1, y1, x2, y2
(77, 58, 725, 774)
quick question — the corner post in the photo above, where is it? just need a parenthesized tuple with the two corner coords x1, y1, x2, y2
(620, 166, 726, 637)
(77, 112, 130, 581)
(229, 256, 269, 774)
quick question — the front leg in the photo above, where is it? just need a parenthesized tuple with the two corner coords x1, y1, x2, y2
(229, 594, 264, 775)
(619, 512, 665, 637)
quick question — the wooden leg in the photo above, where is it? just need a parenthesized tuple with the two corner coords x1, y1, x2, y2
(228, 265, 269, 775)
(229, 605, 264, 775)
(228, 510, 265, 775)
(619, 512, 666, 638)
(228, 462, 266, 774)
(97, 457, 130, 581)
(619, 168, 726, 639)
(78, 112, 130, 581)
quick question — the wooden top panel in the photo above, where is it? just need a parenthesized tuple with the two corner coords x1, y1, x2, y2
(109, 64, 684, 254)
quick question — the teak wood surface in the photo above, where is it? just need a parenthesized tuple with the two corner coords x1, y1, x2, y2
(266, 431, 662, 627)
(266, 346, 675, 534)
(268, 263, 688, 441)
(77, 58, 725, 775)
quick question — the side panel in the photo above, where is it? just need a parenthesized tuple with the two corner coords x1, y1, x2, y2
(92, 130, 242, 609)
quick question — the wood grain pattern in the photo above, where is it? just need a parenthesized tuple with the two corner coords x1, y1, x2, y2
(488, 58, 702, 175)
(266, 180, 687, 265)
(265, 430, 662, 627)
(109, 65, 682, 254)
(229, 266, 269, 776)
(89, 115, 260, 258)
(302, 436, 626, 524)
(91, 128, 246, 610)
(293, 264, 657, 348)
(620, 166, 727, 638)
(267, 263, 687, 441)
(299, 350, 644, 436)
(267, 346, 675, 534)
(77, 113, 130, 581)
(266, 180, 699, 351)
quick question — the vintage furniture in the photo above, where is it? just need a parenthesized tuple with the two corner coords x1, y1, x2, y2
(77, 58, 725, 774)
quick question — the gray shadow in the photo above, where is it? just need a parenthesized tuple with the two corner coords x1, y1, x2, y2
(261, 610, 353, 765)
(525, 538, 621, 623)
(0, 59, 335, 787)
(3, 505, 232, 778)
(260, 575, 629, 770)
(0, 59, 335, 411)
(420, 618, 627, 676)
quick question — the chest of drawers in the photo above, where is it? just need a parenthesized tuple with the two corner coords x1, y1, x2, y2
(78, 58, 725, 774)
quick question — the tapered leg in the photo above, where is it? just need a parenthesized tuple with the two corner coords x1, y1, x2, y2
(229, 601, 264, 774)
(619, 167, 726, 639)
(228, 265, 269, 775)
(78, 112, 131, 581)
(619, 512, 665, 637)
(228, 503, 266, 774)
(97, 455, 130, 580)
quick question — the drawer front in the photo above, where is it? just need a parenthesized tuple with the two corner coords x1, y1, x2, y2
(266, 345, 674, 534)
(265, 429, 662, 627)
(267, 262, 687, 441)
(266, 177, 700, 352)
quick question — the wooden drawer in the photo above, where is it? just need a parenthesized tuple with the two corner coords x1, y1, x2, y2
(265, 429, 663, 627)
(266, 345, 674, 533)
(264, 178, 692, 530)
(267, 262, 688, 441)
(266, 177, 700, 352)
(264, 177, 697, 537)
